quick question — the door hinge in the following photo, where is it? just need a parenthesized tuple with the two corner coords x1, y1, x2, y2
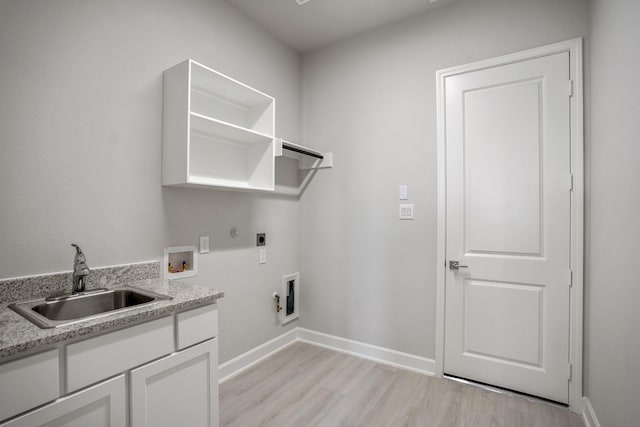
(569, 269, 573, 287)
(568, 80, 574, 97)
(567, 363, 572, 380)
(569, 173, 574, 191)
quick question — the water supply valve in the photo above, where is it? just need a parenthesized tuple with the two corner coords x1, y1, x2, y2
(272, 292, 282, 313)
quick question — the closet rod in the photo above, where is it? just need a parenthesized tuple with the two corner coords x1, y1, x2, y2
(282, 142, 324, 160)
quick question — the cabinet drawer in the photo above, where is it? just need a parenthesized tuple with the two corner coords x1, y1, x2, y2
(176, 304, 218, 350)
(67, 316, 173, 392)
(0, 349, 59, 422)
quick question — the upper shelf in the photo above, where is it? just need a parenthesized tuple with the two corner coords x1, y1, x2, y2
(190, 112, 274, 146)
(162, 59, 276, 191)
(189, 60, 274, 137)
(190, 61, 274, 110)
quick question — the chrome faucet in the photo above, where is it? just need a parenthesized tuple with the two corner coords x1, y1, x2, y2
(71, 243, 90, 293)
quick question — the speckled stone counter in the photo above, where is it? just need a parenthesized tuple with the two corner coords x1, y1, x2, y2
(0, 262, 223, 362)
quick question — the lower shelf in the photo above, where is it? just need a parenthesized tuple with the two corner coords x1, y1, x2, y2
(182, 132, 275, 191)
(185, 176, 274, 192)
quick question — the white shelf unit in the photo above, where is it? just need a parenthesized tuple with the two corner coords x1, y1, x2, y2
(274, 138, 333, 197)
(162, 59, 276, 191)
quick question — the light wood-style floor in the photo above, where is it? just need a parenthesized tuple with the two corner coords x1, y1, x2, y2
(220, 342, 583, 427)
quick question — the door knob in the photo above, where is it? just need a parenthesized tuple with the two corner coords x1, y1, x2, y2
(449, 260, 468, 270)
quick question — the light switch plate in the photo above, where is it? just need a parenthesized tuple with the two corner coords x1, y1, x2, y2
(399, 185, 408, 200)
(399, 204, 414, 220)
(199, 236, 210, 254)
(259, 248, 267, 264)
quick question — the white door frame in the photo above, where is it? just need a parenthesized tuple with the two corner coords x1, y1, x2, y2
(435, 38, 584, 411)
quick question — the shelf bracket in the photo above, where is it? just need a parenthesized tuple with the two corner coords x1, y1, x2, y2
(298, 152, 333, 170)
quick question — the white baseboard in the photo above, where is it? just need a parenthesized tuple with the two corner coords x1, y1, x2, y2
(218, 328, 298, 383)
(218, 327, 436, 383)
(582, 397, 602, 427)
(298, 328, 436, 375)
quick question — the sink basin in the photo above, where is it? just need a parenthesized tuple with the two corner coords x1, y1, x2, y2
(9, 286, 172, 329)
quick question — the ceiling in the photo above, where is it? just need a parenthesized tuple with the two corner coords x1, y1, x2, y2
(226, 0, 451, 53)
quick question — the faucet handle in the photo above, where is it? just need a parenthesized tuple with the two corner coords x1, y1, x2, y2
(71, 243, 88, 268)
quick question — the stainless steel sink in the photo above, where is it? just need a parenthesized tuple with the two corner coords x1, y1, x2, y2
(9, 286, 172, 329)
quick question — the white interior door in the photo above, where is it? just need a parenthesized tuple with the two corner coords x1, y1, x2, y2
(443, 51, 571, 403)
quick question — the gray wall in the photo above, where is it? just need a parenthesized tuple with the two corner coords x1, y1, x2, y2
(586, 0, 640, 425)
(0, 0, 302, 363)
(299, 0, 589, 358)
(6, 3, 638, 421)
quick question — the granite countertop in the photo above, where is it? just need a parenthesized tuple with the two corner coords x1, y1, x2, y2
(0, 263, 223, 362)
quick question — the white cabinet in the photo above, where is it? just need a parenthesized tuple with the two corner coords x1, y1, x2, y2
(162, 59, 276, 191)
(0, 303, 219, 427)
(0, 375, 126, 427)
(131, 339, 218, 427)
(0, 349, 59, 421)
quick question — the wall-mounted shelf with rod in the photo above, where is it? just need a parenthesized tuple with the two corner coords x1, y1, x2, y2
(162, 59, 276, 191)
(282, 141, 324, 159)
(274, 138, 333, 197)
(161, 58, 332, 195)
(276, 139, 333, 170)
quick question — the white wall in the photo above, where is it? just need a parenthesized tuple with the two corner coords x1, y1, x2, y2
(586, 0, 640, 425)
(299, 0, 589, 358)
(0, 0, 302, 363)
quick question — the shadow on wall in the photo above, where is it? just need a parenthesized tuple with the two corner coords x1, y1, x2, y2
(161, 186, 254, 251)
(160, 156, 303, 252)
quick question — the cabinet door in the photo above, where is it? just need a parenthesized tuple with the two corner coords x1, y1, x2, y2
(130, 339, 218, 427)
(0, 375, 125, 427)
(0, 349, 59, 421)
